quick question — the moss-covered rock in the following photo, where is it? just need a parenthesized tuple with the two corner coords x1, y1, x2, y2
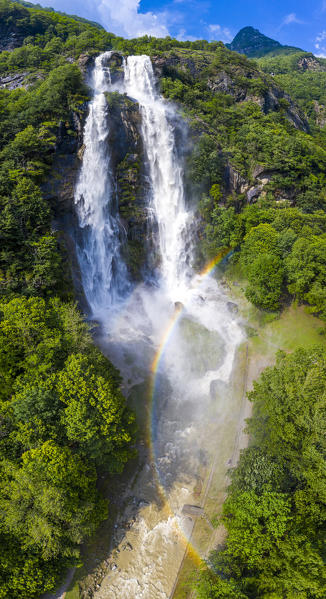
(105, 92, 150, 279)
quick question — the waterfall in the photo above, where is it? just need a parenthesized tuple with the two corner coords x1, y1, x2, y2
(123, 56, 192, 297)
(74, 51, 129, 318)
(74, 51, 243, 599)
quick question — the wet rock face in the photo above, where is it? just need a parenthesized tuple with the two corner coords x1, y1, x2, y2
(105, 92, 150, 279)
(105, 51, 124, 85)
(42, 109, 87, 216)
(45, 71, 149, 282)
(106, 94, 142, 165)
(78, 53, 94, 76)
(41, 108, 89, 310)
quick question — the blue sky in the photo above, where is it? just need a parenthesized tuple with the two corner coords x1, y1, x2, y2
(29, 0, 326, 55)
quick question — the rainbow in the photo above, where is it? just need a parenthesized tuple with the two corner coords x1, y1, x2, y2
(151, 248, 231, 377)
(147, 248, 232, 568)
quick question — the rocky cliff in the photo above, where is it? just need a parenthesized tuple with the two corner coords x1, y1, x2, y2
(151, 50, 308, 132)
(44, 52, 150, 285)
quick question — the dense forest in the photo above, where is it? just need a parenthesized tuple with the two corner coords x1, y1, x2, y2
(0, 2, 135, 597)
(0, 0, 325, 597)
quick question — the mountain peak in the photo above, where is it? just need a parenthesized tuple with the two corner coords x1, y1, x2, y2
(226, 26, 300, 58)
(227, 26, 281, 58)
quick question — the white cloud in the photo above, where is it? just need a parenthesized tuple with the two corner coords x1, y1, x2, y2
(207, 24, 232, 43)
(27, 0, 169, 38)
(315, 30, 326, 56)
(281, 13, 304, 26)
(176, 28, 199, 42)
(280, 12, 306, 29)
(98, 0, 169, 38)
(316, 31, 326, 43)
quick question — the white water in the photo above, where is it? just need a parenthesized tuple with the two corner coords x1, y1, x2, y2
(75, 53, 243, 599)
(123, 55, 192, 297)
(74, 51, 129, 317)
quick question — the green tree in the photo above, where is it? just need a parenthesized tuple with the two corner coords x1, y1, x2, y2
(245, 253, 284, 310)
(286, 236, 326, 317)
(57, 353, 135, 468)
(27, 235, 63, 295)
(1, 441, 106, 560)
(196, 347, 326, 598)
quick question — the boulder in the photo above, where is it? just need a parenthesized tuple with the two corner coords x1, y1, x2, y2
(247, 185, 264, 202)
(227, 301, 238, 314)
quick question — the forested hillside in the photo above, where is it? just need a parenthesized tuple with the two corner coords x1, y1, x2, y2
(0, 2, 135, 597)
(139, 42, 326, 317)
(0, 1, 325, 597)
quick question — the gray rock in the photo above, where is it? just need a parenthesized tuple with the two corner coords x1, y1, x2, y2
(225, 164, 248, 194)
(247, 185, 263, 202)
(175, 301, 184, 311)
(0, 72, 28, 90)
(0, 25, 24, 52)
(227, 301, 238, 314)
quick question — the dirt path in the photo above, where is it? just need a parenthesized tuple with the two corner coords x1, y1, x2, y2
(43, 569, 76, 599)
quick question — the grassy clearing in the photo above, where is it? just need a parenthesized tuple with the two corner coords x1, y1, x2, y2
(65, 583, 80, 599)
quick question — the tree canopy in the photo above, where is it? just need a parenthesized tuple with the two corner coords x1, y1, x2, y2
(195, 347, 326, 598)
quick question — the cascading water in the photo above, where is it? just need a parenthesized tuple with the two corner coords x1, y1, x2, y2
(74, 51, 129, 318)
(123, 55, 192, 296)
(74, 52, 243, 599)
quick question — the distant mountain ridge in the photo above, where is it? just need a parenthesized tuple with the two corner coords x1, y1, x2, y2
(14, 0, 104, 30)
(226, 26, 303, 58)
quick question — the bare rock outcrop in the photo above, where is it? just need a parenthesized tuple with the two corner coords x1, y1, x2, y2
(151, 52, 309, 132)
(0, 23, 24, 52)
(297, 55, 326, 72)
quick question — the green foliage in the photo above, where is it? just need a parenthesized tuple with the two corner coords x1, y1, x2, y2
(200, 200, 326, 315)
(286, 236, 326, 316)
(146, 44, 326, 319)
(0, 2, 102, 302)
(111, 35, 223, 57)
(196, 347, 326, 598)
(189, 135, 224, 188)
(57, 353, 135, 468)
(0, 4, 139, 596)
(0, 0, 114, 74)
(0, 56, 87, 299)
(245, 253, 284, 310)
(258, 52, 326, 130)
(0, 296, 134, 597)
(1, 441, 106, 559)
